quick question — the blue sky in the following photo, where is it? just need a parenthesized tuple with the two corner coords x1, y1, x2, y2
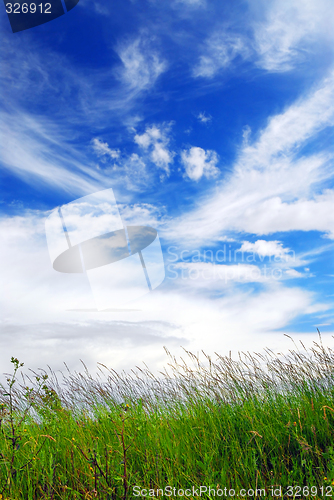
(0, 0, 333, 376)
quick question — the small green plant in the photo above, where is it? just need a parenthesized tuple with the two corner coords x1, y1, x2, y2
(72, 403, 137, 499)
(111, 404, 138, 500)
(0, 357, 54, 495)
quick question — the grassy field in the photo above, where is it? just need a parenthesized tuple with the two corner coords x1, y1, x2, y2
(0, 334, 334, 499)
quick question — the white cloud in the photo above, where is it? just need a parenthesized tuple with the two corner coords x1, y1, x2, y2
(172, 261, 295, 286)
(197, 112, 212, 124)
(242, 125, 251, 145)
(165, 75, 334, 244)
(0, 211, 331, 379)
(239, 240, 291, 258)
(0, 110, 106, 196)
(0, 30, 167, 131)
(93, 1, 109, 15)
(252, 0, 334, 72)
(218, 236, 236, 242)
(115, 153, 149, 191)
(238, 75, 334, 169)
(134, 124, 174, 174)
(236, 191, 334, 237)
(191, 0, 333, 79)
(118, 202, 168, 228)
(285, 269, 303, 278)
(0, 205, 166, 323)
(91, 138, 120, 161)
(152, 144, 173, 172)
(116, 37, 166, 92)
(193, 32, 249, 78)
(174, 0, 205, 6)
(181, 146, 219, 181)
(0, 109, 165, 196)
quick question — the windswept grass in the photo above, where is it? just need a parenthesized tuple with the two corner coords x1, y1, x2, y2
(0, 333, 334, 499)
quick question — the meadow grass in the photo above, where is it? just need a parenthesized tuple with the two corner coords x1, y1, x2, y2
(0, 333, 334, 499)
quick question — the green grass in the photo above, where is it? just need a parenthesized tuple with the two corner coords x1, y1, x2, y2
(1, 334, 334, 499)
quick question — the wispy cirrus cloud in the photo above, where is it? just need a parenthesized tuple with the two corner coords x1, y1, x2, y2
(0, 29, 167, 132)
(238, 74, 334, 169)
(0, 111, 178, 198)
(252, 0, 334, 72)
(197, 112, 212, 124)
(193, 32, 249, 78)
(0, 108, 147, 196)
(192, 0, 333, 79)
(174, 0, 206, 7)
(0, 110, 106, 196)
(165, 74, 334, 244)
(116, 37, 167, 95)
